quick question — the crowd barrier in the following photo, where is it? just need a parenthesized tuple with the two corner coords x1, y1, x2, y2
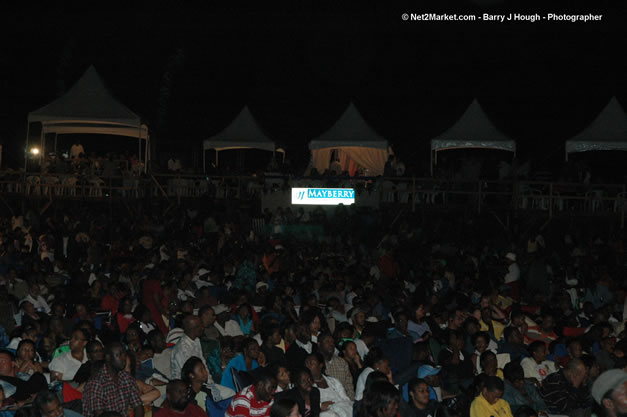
(1, 171, 625, 223)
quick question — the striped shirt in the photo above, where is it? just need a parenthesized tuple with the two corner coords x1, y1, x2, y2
(226, 385, 273, 417)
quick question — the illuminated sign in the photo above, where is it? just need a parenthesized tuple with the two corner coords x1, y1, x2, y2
(291, 188, 355, 205)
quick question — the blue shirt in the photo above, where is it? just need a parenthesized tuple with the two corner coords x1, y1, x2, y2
(407, 321, 431, 342)
(220, 354, 258, 391)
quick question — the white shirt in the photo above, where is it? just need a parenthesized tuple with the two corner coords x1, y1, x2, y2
(214, 320, 244, 337)
(520, 357, 557, 382)
(354, 338, 369, 360)
(49, 350, 88, 381)
(315, 375, 353, 417)
(295, 340, 313, 354)
(170, 334, 207, 380)
(23, 294, 51, 314)
(504, 263, 520, 284)
(354, 367, 374, 401)
(153, 348, 173, 380)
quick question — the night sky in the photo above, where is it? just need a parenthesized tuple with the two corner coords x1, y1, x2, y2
(1, 3, 626, 175)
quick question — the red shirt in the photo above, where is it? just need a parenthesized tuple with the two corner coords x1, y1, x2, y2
(101, 294, 120, 314)
(226, 385, 273, 417)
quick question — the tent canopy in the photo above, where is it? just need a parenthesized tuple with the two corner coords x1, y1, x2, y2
(565, 97, 627, 160)
(203, 106, 276, 152)
(28, 66, 148, 139)
(309, 102, 390, 176)
(27, 66, 149, 170)
(431, 99, 516, 154)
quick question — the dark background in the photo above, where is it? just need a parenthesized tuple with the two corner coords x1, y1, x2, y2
(1, 2, 626, 177)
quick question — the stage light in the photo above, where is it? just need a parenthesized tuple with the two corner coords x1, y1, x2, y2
(30, 147, 40, 155)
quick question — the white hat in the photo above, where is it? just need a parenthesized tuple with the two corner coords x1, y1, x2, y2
(256, 281, 269, 291)
(213, 304, 229, 315)
(505, 252, 516, 262)
(592, 369, 627, 404)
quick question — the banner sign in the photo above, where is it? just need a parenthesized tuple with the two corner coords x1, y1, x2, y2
(291, 188, 355, 205)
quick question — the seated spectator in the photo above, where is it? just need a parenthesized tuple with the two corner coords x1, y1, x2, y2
(260, 323, 285, 367)
(22, 282, 51, 314)
(171, 315, 206, 379)
(318, 333, 354, 400)
(49, 328, 89, 381)
(362, 381, 399, 417)
(540, 358, 590, 416)
(286, 322, 317, 372)
(502, 362, 546, 414)
(399, 378, 439, 417)
(520, 341, 557, 385)
(407, 302, 431, 342)
(417, 365, 441, 403)
(148, 330, 173, 381)
(214, 305, 244, 338)
(125, 353, 160, 406)
(305, 352, 353, 417)
(154, 379, 205, 417)
(34, 389, 82, 417)
(479, 351, 504, 380)
(498, 327, 528, 363)
(557, 338, 583, 368)
(525, 313, 558, 348)
(226, 368, 277, 417)
(596, 336, 617, 372)
(471, 332, 497, 375)
(591, 369, 627, 417)
(221, 338, 260, 391)
(115, 297, 136, 334)
(355, 348, 391, 401)
(14, 340, 43, 379)
(235, 304, 255, 336)
(6, 324, 38, 351)
(338, 340, 363, 384)
(82, 342, 143, 417)
(0, 349, 47, 403)
(437, 332, 472, 395)
(199, 305, 220, 341)
(270, 397, 301, 417)
(469, 376, 513, 417)
(275, 368, 321, 417)
(272, 364, 292, 393)
(479, 306, 505, 342)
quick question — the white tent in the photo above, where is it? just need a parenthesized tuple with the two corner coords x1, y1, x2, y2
(27, 66, 149, 170)
(202, 106, 282, 169)
(430, 99, 516, 174)
(565, 97, 627, 160)
(309, 102, 391, 176)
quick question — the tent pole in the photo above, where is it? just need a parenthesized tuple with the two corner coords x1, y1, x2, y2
(430, 149, 433, 176)
(40, 127, 45, 168)
(54, 133, 58, 154)
(24, 122, 30, 172)
(203, 148, 206, 174)
(216, 151, 219, 167)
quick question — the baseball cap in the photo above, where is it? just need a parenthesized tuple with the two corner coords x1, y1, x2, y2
(256, 282, 269, 291)
(505, 252, 516, 262)
(418, 364, 441, 379)
(592, 369, 627, 404)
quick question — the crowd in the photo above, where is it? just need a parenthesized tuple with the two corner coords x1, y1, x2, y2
(0, 200, 625, 417)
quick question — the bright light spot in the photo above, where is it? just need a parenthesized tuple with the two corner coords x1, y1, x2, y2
(30, 148, 40, 155)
